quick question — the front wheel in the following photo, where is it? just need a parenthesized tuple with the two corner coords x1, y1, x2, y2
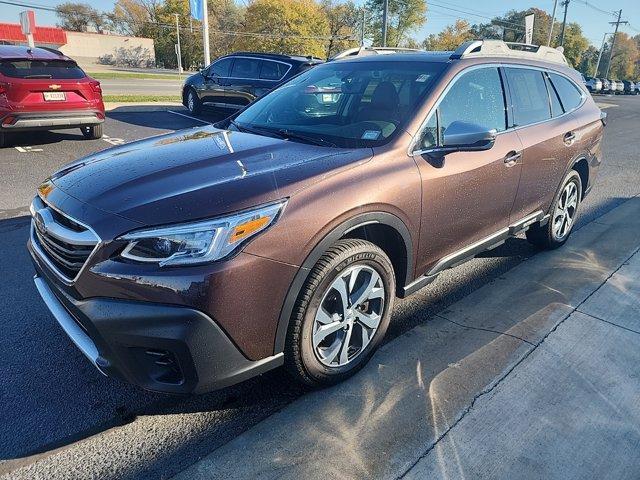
(285, 239, 395, 387)
(81, 124, 103, 139)
(526, 170, 582, 249)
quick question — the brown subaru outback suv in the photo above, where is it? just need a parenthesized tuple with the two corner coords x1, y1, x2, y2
(29, 41, 605, 394)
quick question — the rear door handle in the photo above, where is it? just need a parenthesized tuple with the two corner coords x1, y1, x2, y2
(504, 150, 522, 166)
(564, 132, 576, 144)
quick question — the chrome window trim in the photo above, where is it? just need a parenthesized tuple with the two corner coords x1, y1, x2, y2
(30, 194, 102, 286)
(409, 63, 587, 157)
(215, 56, 292, 82)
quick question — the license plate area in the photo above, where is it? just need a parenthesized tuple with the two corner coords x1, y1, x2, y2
(43, 92, 66, 101)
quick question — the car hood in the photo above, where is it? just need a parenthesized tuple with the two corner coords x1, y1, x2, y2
(50, 125, 372, 226)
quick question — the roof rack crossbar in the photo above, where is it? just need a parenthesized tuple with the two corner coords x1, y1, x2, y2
(331, 46, 424, 60)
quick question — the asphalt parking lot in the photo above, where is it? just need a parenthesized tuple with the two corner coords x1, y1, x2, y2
(1, 96, 639, 479)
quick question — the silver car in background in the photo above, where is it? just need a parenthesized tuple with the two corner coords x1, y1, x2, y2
(584, 76, 602, 93)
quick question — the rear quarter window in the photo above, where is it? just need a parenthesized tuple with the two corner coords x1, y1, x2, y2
(549, 73, 584, 112)
(0, 59, 85, 79)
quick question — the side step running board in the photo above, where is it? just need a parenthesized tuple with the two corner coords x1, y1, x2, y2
(401, 210, 545, 298)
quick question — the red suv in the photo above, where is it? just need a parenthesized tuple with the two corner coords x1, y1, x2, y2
(0, 45, 105, 147)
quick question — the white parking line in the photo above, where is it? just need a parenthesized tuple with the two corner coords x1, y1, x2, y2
(167, 110, 212, 124)
(101, 134, 125, 146)
(14, 146, 43, 153)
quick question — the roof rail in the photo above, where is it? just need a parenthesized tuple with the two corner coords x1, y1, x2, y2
(450, 40, 568, 65)
(331, 46, 424, 60)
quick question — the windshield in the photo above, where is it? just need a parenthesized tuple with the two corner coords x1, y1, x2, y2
(0, 59, 85, 79)
(233, 60, 445, 148)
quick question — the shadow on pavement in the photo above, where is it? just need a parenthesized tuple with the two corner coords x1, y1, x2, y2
(107, 106, 228, 130)
(0, 197, 632, 479)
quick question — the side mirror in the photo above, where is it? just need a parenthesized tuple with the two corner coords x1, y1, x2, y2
(442, 121, 497, 152)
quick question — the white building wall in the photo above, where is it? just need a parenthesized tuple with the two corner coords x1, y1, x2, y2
(59, 31, 155, 68)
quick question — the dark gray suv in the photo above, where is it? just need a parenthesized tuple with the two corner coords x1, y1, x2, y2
(182, 52, 323, 115)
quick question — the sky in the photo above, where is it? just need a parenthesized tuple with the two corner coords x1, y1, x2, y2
(1, 0, 639, 47)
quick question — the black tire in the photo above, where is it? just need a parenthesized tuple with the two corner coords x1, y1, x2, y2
(285, 239, 396, 387)
(81, 124, 103, 140)
(0, 132, 6, 148)
(526, 170, 582, 250)
(186, 88, 202, 115)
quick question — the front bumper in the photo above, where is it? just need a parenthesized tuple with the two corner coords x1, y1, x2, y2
(32, 267, 284, 394)
(1, 110, 104, 131)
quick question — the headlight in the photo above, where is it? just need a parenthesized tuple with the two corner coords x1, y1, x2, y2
(119, 200, 286, 266)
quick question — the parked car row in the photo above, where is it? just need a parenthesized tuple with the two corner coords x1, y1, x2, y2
(583, 75, 639, 95)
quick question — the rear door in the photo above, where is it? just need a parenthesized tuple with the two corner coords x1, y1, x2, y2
(507, 67, 584, 221)
(224, 57, 262, 109)
(0, 58, 95, 111)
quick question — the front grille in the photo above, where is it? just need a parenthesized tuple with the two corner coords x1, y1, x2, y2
(31, 196, 99, 282)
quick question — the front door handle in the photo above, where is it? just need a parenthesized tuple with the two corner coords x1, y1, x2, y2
(504, 150, 522, 167)
(564, 131, 576, 145)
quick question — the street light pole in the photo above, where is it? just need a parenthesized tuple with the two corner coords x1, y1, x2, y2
(202, 0, 211, 66)
(381, 0, 388, 47)
(594, 32, 611, 77)
(174, 13, 183, 74)
(547, 0, 558, 46)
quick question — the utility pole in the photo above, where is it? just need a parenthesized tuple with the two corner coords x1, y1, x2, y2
(360, 8, 366, 46)
(381, 0, 388, 47)
(202, 0, 211, 66)
(605, 10, 628, 78)
(594, 32, 611, 77)
(174, 14, 183, 74)
(558, 0, 569, 47)
(547, 0, 558, 46)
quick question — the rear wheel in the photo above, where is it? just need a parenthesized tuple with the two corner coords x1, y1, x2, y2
(526, 170, 582, 250)
(285, 239, 395, 387)
(186, 89, 202, 115)
(81, 124, 103, 140)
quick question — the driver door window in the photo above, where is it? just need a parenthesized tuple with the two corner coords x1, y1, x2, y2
(418, 67, 507, 150)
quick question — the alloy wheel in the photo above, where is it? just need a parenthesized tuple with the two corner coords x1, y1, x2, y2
(188, 92, 195, 112)
(312, 265, 385, 367)
(552, 181, 578, 241)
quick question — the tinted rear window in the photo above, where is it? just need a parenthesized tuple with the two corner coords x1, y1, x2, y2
(549, 73, 583, 112)
(231, 58, 260, 79)
(0, 59, 85, 79)
(259, 60, 289, 81)
(505, 68, 551, 127)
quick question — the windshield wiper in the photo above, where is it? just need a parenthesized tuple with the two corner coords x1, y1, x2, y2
(277, 129, 337, 148)
(229, 120, 282, 139)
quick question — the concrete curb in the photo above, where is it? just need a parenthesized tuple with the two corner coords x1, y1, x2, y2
(173, 197, 640, 480)
(105, 102, 184, 113)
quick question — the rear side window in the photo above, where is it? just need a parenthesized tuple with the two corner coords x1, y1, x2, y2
(259, 61, 289, 81)
(231, 58, 260, 79)
(548, 73, 583, 112)
(505, 68, 551, 127)
(438, 67, 507, 134)
(210, 58, 232, 77)
(0, 59, 85, 79)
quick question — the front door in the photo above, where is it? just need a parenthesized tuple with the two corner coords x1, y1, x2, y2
(412, 66, 523, 275)
(199, 57, 233, 106)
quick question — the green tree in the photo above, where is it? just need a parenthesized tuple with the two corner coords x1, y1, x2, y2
(578, 45, 599, 76)
(602, 32, 639, 79)
(207, 0, 245, 60)
(235, 0, 329, 58)
(365, 0, 427, 47)
(321, 0, 360, 58)
(423, 19, 473, 51)
(560, 23, 589, 68)
(56, 2, 104, 32)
